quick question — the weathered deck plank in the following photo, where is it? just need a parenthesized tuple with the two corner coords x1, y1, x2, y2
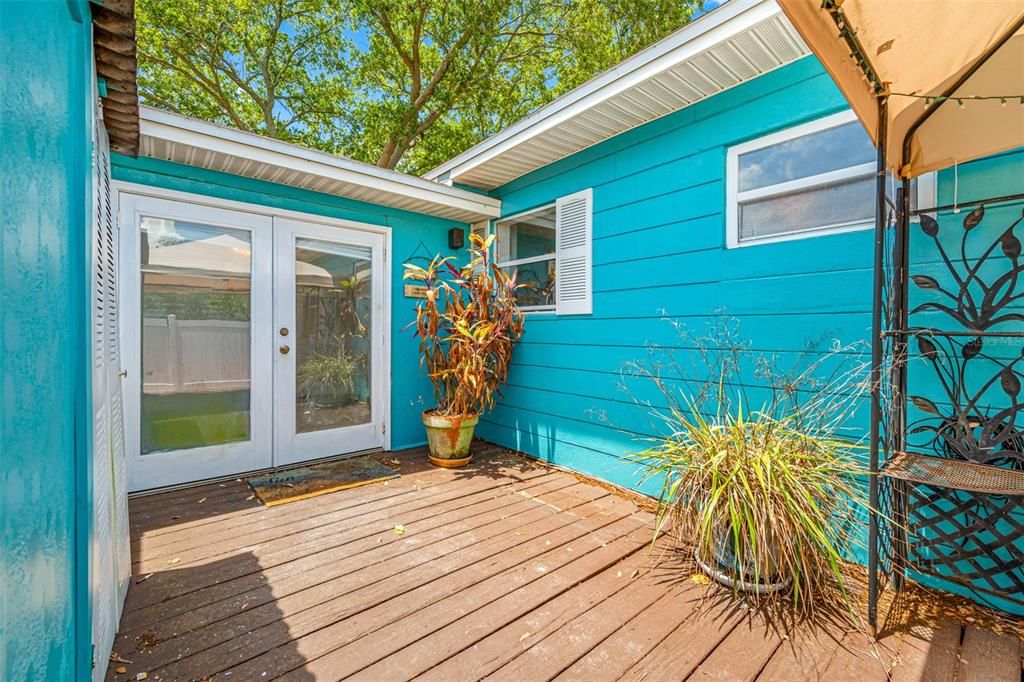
(126, 480, 602, 676)
(553, 582, 707, 682)
(241, 499, 644, 680)
(688, 616, 783, 681)
(124, 467, 561, 611)
(185, 484, 616, 678)
(957, 625, 1021, 682)
(888, 622, 961, 682)
(107, 445, 1019, 681)
(818, 629, 893, 681)
(755, 625, 845, 682)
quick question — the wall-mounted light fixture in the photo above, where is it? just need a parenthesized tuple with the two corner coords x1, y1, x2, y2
(448, 227, 465, 250)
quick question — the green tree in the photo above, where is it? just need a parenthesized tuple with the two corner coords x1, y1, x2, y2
(137, 0, 350, 150)
(137, 0, 704, 175)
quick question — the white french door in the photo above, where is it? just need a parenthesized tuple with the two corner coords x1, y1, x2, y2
(272, 219, 385, 466)
(120, 195, 274, 491)
(119, 193, 386, 491)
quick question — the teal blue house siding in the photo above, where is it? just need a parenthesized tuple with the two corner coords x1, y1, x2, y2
(476, 55, 1024, 502)
(1, 1, 94, 678)
(111, 155, 467, 450)
(477, 57, 860, 493)
(476, 53, 1023, 612)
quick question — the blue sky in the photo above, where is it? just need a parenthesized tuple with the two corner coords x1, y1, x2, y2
(701, 0, 726, 15)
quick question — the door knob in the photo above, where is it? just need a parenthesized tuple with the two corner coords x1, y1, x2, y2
(279, 345, 290, 355)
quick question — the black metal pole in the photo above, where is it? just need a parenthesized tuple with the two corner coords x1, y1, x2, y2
(867, 95, 889, 637)
(892, 178, 912, 592)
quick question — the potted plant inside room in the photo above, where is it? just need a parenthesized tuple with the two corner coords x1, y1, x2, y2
(626, 318, 871, 615)
(296, 351, 360, 408)
(405, 233, 525, 468)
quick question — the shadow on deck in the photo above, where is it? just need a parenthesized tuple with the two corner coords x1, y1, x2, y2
(107, 443, 1022, 681)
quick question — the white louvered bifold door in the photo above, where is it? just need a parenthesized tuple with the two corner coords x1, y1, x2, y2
(91, 109, 130, 681)
(104, 133, 130, 606)
(554, 188, 593, 315)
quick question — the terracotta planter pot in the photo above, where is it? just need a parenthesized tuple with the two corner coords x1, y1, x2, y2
(422, 411, 479, 468)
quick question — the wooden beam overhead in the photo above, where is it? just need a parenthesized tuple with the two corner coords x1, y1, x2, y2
(92, 0, 139, 156)
(101, 89, 137, 107)
(92, 10, 134, 38)
(93, 26, 135, 54)
(91, 0, 134, 19)
(95, 45, 137, 73)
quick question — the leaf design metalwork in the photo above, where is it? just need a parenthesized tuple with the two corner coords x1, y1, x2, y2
(909, 207, 1024, 330)
(905, 333, 1024, 470)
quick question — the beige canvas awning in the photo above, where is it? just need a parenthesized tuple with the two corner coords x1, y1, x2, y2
(778, 1, 1024, 179)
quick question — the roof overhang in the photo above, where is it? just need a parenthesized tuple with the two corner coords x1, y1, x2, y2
(138, 107, 501, 223)
(91, 0, 140, 155)
(778, 1, 1024, 178)
(424, 0, 810, 191)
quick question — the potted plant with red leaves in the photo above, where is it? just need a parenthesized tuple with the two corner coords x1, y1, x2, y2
(404, 234, 525, 467)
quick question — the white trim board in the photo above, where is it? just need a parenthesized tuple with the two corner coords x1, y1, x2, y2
(724, 110, 937, 248)
(425, 0, 806, 189)
(139, 107, 501, 223)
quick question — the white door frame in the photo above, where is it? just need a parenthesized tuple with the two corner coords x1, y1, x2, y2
(118, 193, 274, 491)
(273, 218, 386, 466)
(115, 182, 393, 491)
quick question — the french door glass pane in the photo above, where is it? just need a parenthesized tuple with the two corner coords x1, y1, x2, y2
(140, 217, 252, 454)
(295, 238, 373, 434)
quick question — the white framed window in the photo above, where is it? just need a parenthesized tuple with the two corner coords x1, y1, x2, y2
(726, 110, 935, 247)
(495, 188, 592, 315)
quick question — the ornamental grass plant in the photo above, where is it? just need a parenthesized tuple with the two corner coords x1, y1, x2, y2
(626, 317, 871, 615)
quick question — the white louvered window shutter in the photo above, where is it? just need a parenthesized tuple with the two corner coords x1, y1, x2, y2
(554, 188, 593, 315)
(470, 220, 490, 242)
(100, 133, 131, 602)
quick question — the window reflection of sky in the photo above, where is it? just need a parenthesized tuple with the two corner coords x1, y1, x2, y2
(141, 217, 252, 273)
(740, 175, 875, 240)
(738, 121, 875, 192)
(143, 217, 250, 252)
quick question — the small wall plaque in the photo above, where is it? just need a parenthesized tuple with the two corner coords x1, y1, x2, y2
(404, 284, 429, 299)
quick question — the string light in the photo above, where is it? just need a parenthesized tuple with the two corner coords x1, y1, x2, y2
(821, 1, 1022, 111)
(890, 91, 1024, 108)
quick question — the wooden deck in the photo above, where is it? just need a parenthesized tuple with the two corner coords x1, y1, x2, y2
(108, 445, 1022, 681)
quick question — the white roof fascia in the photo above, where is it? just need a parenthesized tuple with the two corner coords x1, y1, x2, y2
(423, 0, 780, 185)
(139, 107, 501, 221)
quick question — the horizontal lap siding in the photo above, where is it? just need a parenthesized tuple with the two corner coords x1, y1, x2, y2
(478, 55, 1024, 501)
(481, 58, 859, 493)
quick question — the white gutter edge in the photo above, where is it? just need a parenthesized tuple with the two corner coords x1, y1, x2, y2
(139, 107, 502, 220)
(423, 0, 779, 184)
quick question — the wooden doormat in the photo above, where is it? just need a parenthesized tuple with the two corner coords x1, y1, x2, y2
(248, 456, 399, 507)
